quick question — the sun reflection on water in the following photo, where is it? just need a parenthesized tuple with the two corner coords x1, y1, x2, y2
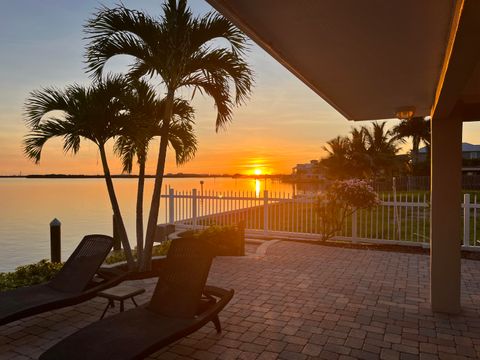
(255, 179, 261, 197)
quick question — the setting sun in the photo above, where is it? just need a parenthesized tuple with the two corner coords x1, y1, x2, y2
(253, 168, 262, 176)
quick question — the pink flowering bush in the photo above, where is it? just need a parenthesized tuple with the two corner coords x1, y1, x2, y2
(316, 179, 380, 240)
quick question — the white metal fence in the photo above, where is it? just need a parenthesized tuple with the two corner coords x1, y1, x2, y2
(160, 189, 480, 249)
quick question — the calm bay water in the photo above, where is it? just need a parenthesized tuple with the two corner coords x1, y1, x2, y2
(0, 177, 315, 272)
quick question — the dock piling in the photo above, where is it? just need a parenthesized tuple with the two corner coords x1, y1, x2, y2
(50, 218, 61, 263)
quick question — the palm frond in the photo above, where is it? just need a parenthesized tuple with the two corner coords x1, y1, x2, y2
(24, 87, 70, 128)
(114, 135, 137, 173)
(86, 6, 159, 40)
(184, 48, 253, 105)
(85, 6, 162, 78)
(171, 98, 195, 125)
(168, 120, 197, 165)
(192, 12, 249, 55)
(180, 73, 232, 130)
(23, 119, 79, 163)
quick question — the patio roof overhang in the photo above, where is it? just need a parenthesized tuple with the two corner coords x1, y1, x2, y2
(206, 0, 480, 121)
(206, 0, 480, 314)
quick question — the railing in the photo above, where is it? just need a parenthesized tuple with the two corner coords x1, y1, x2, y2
(160, 189, 480, 249)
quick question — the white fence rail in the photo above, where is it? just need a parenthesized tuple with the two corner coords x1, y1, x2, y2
(160, 189, 480, 249)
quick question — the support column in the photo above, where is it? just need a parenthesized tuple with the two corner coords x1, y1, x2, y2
(430, 116, 463, 313)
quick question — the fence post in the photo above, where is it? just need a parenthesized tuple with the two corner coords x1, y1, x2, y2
(351, 210, 358, 242)
(112, 214, 121, 251)
(237, 220, 245, 256)
(264, 190, 269, 233)
(192, 188, 198, 229)
(168, 188, 175, 224)
(50, 218, 61, 263)
(463, 193, 471, 247)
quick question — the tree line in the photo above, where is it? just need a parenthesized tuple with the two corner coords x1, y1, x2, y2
(319, 117, 431, 180)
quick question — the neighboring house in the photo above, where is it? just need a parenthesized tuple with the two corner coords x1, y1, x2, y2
(418, 143, 480, 175)
(291, 160, 324, 181)
(461, 143, 480, 159)
(418, 143, 480, 162)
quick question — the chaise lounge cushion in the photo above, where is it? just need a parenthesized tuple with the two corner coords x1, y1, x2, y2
(40, 286, 233, 360)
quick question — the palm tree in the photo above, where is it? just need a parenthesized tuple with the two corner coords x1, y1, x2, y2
(392, 116, 431, 164)
(85, 0, 253, 270)
(363, 122, 399, 178)
(321, 136, 351, 179)
(23, 75, 136, 269)
(321, 122, 401, 180)
(348, 127, 373, 178)
(114, 82, 196, 265)
(321, 130, 373, 179)
(322, 136, 350, 158)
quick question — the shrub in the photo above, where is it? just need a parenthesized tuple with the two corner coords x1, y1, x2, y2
(0, 260, 63, 291)
(179, 225, 244, 256)
(193, 225, 238, 239)
(0, 241, 174, 291)
(316, 179, 380, 241)
(105, 241, 171, 265)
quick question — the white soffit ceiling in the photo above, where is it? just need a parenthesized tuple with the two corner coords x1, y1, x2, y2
(206, 0, 456, 121)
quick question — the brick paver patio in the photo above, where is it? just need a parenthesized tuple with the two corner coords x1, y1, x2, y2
(1, 240, 480, 360)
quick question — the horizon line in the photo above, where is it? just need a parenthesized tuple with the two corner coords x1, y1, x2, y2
(0, 173, 289, 178)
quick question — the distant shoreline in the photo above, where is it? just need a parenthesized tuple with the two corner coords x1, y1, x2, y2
(0, 173, 287, 179)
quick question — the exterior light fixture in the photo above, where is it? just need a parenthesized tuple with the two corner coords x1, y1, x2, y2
(395, 106, 416, 120)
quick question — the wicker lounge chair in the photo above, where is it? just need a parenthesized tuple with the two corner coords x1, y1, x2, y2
(40, 236, 234, 360)
(0, 234, 126, 326)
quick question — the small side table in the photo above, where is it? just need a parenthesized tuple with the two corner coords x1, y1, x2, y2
(98, 284, 146, 319)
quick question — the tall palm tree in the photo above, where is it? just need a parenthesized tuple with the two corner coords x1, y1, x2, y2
(321, 136, 351, 179)
(85, 0, 253, 270)
(321, 130, 373, 179)
(363, 122, 399, 178)
(114, 82, 196, 265)
(392, 116, 431, 164)
(348, 127, 373, 178)
(322, 123, 401, 180)
(349, 128, 367, 154)
(323, 136, 350, 158)
(23, 76, 135, 269)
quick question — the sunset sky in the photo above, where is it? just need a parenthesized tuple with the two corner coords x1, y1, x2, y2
(1, 0, 480, 176)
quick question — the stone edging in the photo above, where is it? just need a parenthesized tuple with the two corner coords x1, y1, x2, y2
(242, 239, 281, 259)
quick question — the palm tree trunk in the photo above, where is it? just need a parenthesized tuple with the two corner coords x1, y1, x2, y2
(412, 135, 420, 165)
(141, 90, 174, 271)
(135, 153, 146, 266)
(99, 144, 135, 270)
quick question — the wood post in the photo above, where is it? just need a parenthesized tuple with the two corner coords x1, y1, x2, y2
(50, 218, 61, 263)
(168, 188, 175, 224)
